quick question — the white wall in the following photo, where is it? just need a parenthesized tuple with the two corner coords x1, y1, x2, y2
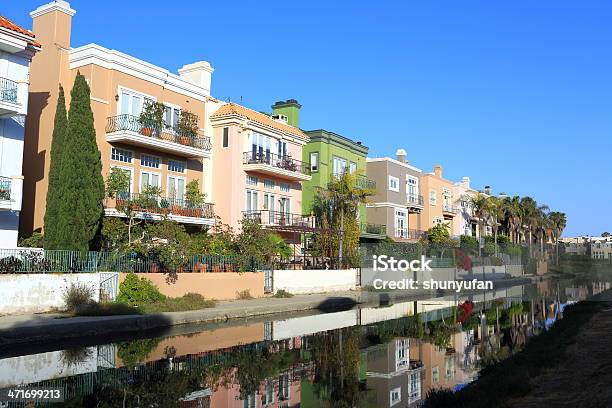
(0, 347, 97, 388)
(271, 309, 358, 341)
(273, 269, 357, 294)
(0, 273, 100, 314)
(0, 49, 32, 247)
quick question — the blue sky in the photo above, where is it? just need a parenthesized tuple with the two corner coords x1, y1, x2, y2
(7, 1, 612, 236)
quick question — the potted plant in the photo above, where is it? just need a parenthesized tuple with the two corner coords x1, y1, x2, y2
(139, 101, 164, 137)
(176, 110, 199, 145)
(185, 180, 206, 205)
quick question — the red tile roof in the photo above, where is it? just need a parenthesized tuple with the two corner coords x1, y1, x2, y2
(0, 16, 41, 48)
(211, 103, 307, 139)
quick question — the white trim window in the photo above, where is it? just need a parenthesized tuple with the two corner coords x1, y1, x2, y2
(349, 161, 357, 174)
(395, 209, 407, 238)
(432, 366, 440, 383)
(310, 152, 319, 172)
(167, 176, 185, 200)
(434, 216, 444, 225)
(246, 175, 258, 186)
(388, 176, 400, 192)
(140, 170, 160, 192)
(118, 88, 153, 116)
(164, 103, 181, 129)
(111, 147, 133, 163)
(222, 127, 229, 148)
(332, 156, 348, 176)
(140, 154, 160, 169)
(168, 159, 186, 173)
(429, 189, 437, 205)
(280, 182, 290, 193)
(395, 338, 409, 370)
(409, 372, 421, 403)
(390, 387, 401, 407)
(246, 190, 258, 212)
(406, 175, 418, 201)
(264, 179, 275, 189)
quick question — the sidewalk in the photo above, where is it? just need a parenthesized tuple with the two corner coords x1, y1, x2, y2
(0, 276, 533, 347)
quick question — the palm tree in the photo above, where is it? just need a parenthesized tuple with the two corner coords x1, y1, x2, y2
(519, 197, 539, 255)
(487, 196, 505, 255)
(469, 192, 490, 256)
(548, 211, 567, 265)
(502, 195, 522, 244)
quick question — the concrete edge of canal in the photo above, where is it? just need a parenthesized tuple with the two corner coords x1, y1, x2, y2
(0, 277, 534, 347)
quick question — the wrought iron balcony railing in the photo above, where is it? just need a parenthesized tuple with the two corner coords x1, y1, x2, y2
(395, 228, 426, 240)
(105, 114, 212, 151)
(0, 77, 18, 104)
(243, 151, 311, 176)
(243, 209, 315, 229)
(105, 192, 214, 218)
(443, 204, 459, 214)
(332, 172, 376, 189)
(407, 194, 424, 206)
(0, 176, 11, 201)
(360, 222, 387, 236)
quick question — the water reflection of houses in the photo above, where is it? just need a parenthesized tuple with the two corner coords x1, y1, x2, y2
(365, 337, 424, 407)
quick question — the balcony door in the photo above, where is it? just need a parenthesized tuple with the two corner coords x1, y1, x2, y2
(407, 176, 419, 203)
(263, 193, 275, 223)
(140, 171, 160, 192)
(168, 176, 185, 202)
(279, 197, 290, 225)
(332, 156, 348, 178)
(250, 132, 273, 163)
(119, 90, 153, 117)
(246, 190, 258, 217)
(395, 209, 407, 238)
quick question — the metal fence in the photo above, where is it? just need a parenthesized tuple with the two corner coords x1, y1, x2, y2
(0, 249, 264, 273)
(0, 77, 18, 103)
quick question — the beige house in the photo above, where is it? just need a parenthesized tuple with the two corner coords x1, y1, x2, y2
(366, 150, 425, 241)
(419, 165, 458, 233)
(22, 1, 215, 235)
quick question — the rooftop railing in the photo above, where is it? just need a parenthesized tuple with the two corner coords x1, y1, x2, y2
(105, 192, 215, 219)
(243, 151, 311, 176)
(395, 228, 427, 240)
(105, 114, 212, 151)
(443, 204, 459, 214)
(0, 77, 18, 104)
(331, 172, 376, 189)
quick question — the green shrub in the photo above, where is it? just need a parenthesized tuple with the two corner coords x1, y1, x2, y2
(76, 301, 139, 316)
(117, 338, 161, 366)
(139, 293, 215, 313)
(273, 289, 294, 298)
(18, 232, 44, 248)
(63, 282, 95, 312)
(117, 273, 166, 307)
(460, 235, 479, 255)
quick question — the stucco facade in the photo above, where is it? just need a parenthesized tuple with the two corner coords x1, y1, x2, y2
(0, 14, 39, 246)
(419, 164, 458, 232)
(208, 101, 310, 248)
(366, 150, 424, 241)
(22, 1, 215, 235)
(452, 177, 480, 238)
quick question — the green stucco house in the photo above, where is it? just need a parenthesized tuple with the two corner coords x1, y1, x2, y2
(301, 129, 386, 240)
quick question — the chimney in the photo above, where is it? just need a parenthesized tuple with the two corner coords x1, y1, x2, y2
(178, 61, 214, 95)
(272, 99, 301, 128)
(396, 149, 407, 163)
(433, 164, 443, 178)
(30, 1, 75, 50)
(484, 185, 492, 195)
(461, 176, 470, 188)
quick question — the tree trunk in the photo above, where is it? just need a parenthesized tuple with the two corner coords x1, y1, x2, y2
(338, 207, 344, 267)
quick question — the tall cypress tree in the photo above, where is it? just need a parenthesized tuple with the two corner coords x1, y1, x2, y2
(56, 72, 105, 252)
(43, 85, 68, 249)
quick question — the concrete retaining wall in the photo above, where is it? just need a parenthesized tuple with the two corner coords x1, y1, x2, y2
(273, 269, 357, 294)
(119, 272, 265, 300)
(0, 273, 100, 314)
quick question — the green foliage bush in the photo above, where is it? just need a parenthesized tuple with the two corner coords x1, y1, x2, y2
(18, 232, 44, 248)
(116, 273, 166, 306)
(460, 235, 479, 255)
(273, 289, 294, 298)
(63, 281, 95, 312)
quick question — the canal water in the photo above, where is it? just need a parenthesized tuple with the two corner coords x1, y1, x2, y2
(0, 278, 609, 407)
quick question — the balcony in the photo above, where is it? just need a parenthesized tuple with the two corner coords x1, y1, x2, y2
(104, 193, 215, 226)
(243, 152, 311, 182)
(0, 77, 19, 117)
(407, 194, 424, 213)
(105, 115, 212, 158)
(360, 222, 387, 239)
(243, 210, 317, 233)
(0, 176, 11, 210)
(332, 172, 376, 190)
(443, 204, 459, 218)
(394, 228, 426, 241)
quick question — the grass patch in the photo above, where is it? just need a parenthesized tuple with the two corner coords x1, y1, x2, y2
(273, 289, 294, 298)
(76, 301, 140, 316)
(423, 299, 604, 408)
(138, 293, 216, 313)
